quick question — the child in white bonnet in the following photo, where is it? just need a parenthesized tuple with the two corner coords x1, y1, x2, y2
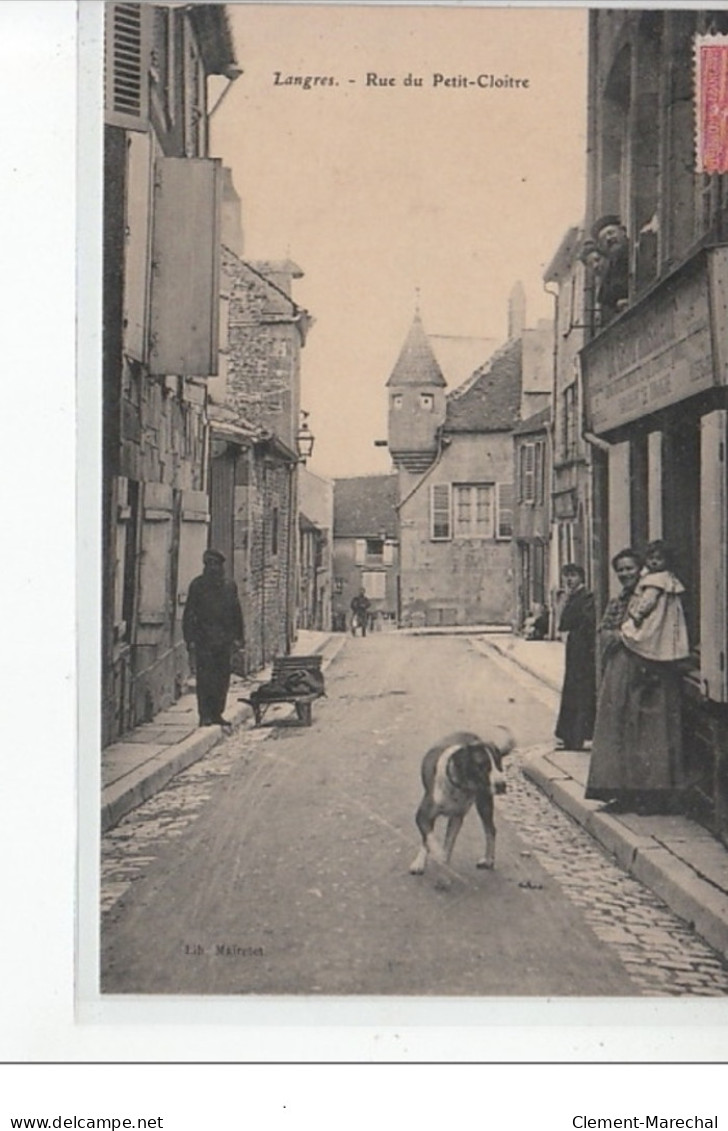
(621, 540, 689, 663)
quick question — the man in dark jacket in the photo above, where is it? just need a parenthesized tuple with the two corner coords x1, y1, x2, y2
(182, 549, 244, 728)
(350, 588, 371, 636)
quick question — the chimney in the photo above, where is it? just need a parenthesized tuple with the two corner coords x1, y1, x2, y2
(508, 280, 526, 341)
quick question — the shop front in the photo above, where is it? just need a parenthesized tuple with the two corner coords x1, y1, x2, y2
(581, 245, 728, 837)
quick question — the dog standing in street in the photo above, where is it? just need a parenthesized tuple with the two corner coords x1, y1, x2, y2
(409, 727, 516, 876)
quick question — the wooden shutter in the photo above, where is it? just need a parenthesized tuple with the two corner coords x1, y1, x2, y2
(123, 131, 152, 361)
(383, 541, 394, 565)
(535, 440, 546, 505)
(430, 483, 452, 540)
(177, 489, 210, 617)
(149, 157, 222, 376)
(137, 482, 174, 644)
(113, 477, 132, 640)
(105, 3, 151, 131)
(700, 410, 728, 702)
(496, 483, 514, 540)
(354, 539, 366, 564)
(520, 442, 535, 502)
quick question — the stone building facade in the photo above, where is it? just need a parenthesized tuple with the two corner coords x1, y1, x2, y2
(299, 468, 334, 633)
(543, 226, 596, 608)
(580, 9, 728, 836)
(386, 303, 551, 628)
(332, 476, 399, 632)
(102, 3, 237, 743)
(207, 241, 312, 672)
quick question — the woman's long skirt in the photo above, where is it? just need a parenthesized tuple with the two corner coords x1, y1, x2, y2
(585, 645, 684, 802)
(555, 636, 596, 751)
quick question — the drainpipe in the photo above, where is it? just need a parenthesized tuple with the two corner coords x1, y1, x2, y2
(543, 281, 559, 637)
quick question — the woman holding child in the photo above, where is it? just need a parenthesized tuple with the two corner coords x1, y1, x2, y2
(585, 543, 690, 813)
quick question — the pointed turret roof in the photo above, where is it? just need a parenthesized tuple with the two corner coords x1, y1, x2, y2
(386, 312, 447, 388)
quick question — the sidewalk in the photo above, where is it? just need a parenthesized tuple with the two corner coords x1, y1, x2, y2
(101, 630, 345, 833)
(479, 632, 728, 961)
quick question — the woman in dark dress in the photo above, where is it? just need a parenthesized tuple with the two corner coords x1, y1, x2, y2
(555, 563, 596, 751)
(585, 547, 685, 811)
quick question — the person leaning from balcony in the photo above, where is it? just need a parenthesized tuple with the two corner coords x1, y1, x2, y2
(554, 564, 596, 752)
(591, 215, 629, 326)
(182, 548, 244, 730)
(585, 546, 687, 814)
(350, 588, 371, 637)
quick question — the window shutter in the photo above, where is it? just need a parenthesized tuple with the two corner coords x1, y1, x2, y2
(535, 440, 545, 505)
(149, 157, 222, 376)
(521, 442, 535, 502)
(383, 541, 394, 565)
(430, 483, 452, 540)
(354, 539, 366, 564)
(177, 489, 210, 618)
(700, 410, 727, 702)
(496, 483, 514, 540)
(123, 131, 152, 361)
(138, 482, 174, 643)
(362, 571, 386, 600)
(105, 3, 151, 132)
(113, 477, 131, 639)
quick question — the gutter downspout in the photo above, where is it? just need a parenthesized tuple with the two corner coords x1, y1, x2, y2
(543, 281, 559, 638)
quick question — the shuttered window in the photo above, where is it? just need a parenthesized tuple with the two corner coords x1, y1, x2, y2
(496, 483, 514, 540)
(362, 572, 386, 600)
(148, 157, 222, 376)
(430, 483, 452, 540)
(105, 3, 151, 131)
(177, 489, 210, 619)
(519, 440, 545, 503)
(520, 442, 535, 502)
(137, 481, 174, 643)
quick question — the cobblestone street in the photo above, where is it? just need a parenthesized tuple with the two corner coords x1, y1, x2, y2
(101, 635, 728, 997)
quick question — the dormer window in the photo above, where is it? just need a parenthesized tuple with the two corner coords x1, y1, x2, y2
(392, 394, 403, 410)
(420, 393, 434, 411)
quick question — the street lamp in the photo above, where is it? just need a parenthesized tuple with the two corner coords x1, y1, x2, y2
(296, 411, 315, 464)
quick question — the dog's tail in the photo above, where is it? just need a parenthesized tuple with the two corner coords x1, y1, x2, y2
(492, 725, 516, 757)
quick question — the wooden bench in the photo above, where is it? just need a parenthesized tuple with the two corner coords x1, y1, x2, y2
(240, 654, 325, 727)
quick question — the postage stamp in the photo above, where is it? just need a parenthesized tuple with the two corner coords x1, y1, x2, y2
(695, 33, 728, 174)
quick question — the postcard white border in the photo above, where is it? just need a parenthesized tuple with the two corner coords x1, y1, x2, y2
(6, 0, 728, 1063)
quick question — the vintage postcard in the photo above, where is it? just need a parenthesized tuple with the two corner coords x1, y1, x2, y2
(68, 0, 728, 1059)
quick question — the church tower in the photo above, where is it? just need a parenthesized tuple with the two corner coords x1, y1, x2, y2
(386, 309, 447, 473)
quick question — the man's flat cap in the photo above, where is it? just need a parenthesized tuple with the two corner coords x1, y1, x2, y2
(591, 214, 623, 239)
(203, 548, 226, 563)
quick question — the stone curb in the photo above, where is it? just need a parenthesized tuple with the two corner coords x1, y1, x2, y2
(474, 637, 563, 693)
(101, 697, 253, 833)
(101, 633, 346, 833)
(523, 750, 728, 961)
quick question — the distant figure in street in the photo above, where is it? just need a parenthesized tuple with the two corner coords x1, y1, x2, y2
(350, 588, 371, 637)
(523, 603, 549, 641)
(182, 549, 244, 729)
(554, 564, 596, 752)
